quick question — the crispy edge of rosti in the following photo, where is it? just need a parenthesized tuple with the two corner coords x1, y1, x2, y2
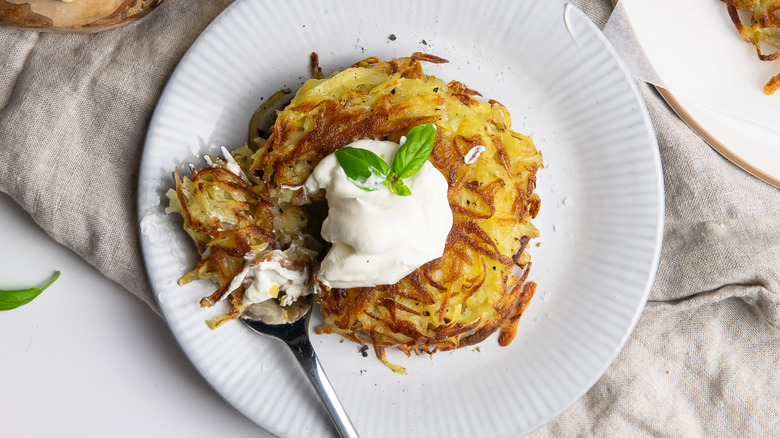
(724, 1, 780, 94)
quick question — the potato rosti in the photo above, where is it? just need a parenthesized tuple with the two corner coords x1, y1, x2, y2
(722, 0, 780, 94)
(167, 53, 542, 372)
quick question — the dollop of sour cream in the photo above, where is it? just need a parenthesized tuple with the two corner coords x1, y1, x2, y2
(227, 251, 311, 306)
(304, 139, 453, 289)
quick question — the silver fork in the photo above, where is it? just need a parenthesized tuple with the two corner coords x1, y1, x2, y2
(241, 305, 359, 438)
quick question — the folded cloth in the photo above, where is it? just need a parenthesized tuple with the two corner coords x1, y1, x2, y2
(0, 0, 777, 436)
(0, 0, 233, 310)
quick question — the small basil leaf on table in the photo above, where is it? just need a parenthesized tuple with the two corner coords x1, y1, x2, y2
(0, 271, 60, 311)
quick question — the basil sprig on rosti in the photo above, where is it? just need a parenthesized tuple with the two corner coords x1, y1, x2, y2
(335, 123, 436, 196)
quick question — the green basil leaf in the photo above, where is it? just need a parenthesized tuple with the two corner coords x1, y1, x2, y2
(335, 146, 390, 191)
(389, 179, 412, 196)
(0, 271, 60, 311)
(392, 123, 437, 180)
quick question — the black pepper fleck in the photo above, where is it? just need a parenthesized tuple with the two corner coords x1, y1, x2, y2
(389, 34, 397, 41)
(423, 311, 430, 316)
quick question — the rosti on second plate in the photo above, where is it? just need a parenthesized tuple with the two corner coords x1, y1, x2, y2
(167, 52, 543, 373)
(721, 0, 780, 94)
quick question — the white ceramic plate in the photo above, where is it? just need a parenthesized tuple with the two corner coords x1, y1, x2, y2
(612, 0, 780, 188)
(137, 1, 664, 437)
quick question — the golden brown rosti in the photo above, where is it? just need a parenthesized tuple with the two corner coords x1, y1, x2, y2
(722, 0, 780, 94)
(168, 53, 542, 372)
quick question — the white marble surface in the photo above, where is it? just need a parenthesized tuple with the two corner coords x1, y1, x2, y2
(0, 192, 273, 438)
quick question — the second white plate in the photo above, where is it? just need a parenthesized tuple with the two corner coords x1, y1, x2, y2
(660, 89, 780, 188)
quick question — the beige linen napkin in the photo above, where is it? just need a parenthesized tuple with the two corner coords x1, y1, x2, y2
(1, 0, 778, 436)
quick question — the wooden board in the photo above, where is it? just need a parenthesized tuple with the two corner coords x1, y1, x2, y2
(0, 0, 165, 33)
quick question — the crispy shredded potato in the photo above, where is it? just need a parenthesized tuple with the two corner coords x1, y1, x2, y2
(166, 143, 316, 328)
(723, 0, 780, 94)
(250, 53, 542, 373)
(168, 53, 542, 372)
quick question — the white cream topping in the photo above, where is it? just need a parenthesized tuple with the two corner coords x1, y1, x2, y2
(139, 211, 188, 265)
(464, 145, 486, 164)
(220, 146, 250, 183)
(304, 139, 453, 289)
(228, 251, 310, 306)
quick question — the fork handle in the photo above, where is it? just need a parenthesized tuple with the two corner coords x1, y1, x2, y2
(287, 337, 360, 438)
